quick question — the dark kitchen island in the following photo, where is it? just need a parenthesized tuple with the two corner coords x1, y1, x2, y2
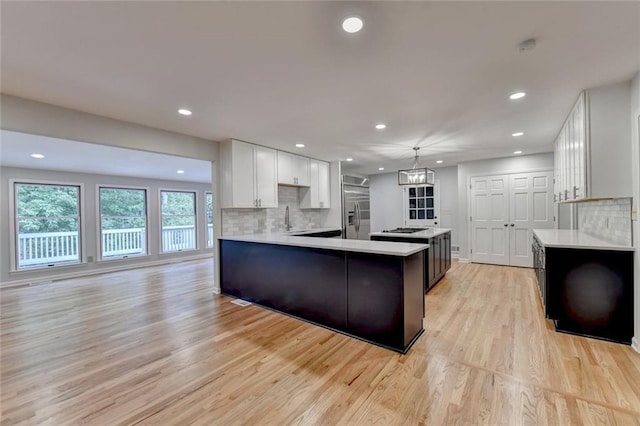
(219, 234, 428, 353)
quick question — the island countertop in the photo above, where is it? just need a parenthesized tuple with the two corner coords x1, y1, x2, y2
(219, 233, 428, 256)
(533, 229, 634, 251)
(369, 228, 452, 239)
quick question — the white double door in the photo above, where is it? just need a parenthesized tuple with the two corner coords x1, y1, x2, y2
(470, 171, 554, 267)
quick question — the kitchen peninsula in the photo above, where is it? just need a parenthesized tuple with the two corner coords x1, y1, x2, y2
(219, 233, 429, 353)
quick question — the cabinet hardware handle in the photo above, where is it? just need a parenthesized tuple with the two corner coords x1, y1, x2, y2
(573, 186, 578, 198)
(259, 199, 262, 207)
(504, 224, 508, 227)
(564, 189, 569, 199)
(510, 224, 515, 227)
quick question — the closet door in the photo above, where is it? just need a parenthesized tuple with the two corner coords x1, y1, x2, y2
(470, 175, 510, 265)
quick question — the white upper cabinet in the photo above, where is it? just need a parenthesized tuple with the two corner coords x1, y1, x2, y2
(554, 80, 632, 202)
(277, 151, 309, 186)
(220, 140, 278, 208)
(300, 160, 331, 209)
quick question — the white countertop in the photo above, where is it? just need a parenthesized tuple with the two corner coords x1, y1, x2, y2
(220, 232, 429, 256)
(533, 229, 634, 251)
(369, 228, 452, 239)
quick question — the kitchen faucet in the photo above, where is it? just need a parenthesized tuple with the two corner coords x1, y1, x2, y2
(285, 205, 291, 231)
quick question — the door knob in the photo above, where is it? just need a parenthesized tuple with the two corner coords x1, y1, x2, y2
(504, 224, 508, 227)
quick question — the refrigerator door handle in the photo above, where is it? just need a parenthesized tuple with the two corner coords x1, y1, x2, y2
(354, 201, 361, 234)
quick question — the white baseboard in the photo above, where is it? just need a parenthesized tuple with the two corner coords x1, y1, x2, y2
(1, 253, 213, 289)
(458, 257, 471, 264)
(452, 251, 460, 259)
(633, 337, 640, 353)
(212, 287, 221, 295)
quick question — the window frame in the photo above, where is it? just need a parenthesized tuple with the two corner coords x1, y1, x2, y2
(96, 184, 150, 262)
(205, 191, 214, 248)
(402, 179, 440, 227)
(9, 178, 86, 272)
(158, 188, 198, 254)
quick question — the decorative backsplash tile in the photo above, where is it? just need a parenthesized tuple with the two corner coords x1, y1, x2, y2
(577, 198, 632, 246)
(222, 186, 329, 235)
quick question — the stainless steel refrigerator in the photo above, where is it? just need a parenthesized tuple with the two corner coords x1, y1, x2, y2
(342, 175, 370, 240)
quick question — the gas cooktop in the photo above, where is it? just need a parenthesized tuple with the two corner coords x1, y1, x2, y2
(381, 227, 429, 234)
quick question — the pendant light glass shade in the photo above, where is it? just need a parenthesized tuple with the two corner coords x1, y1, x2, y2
(398, 147, 435, 186)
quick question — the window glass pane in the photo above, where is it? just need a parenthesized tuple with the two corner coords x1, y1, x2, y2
(427, 209, 434, 219)
(426, 187, 434, 196)
(426, 198, 434, 208)
(417, 199, 425, 209)
(409, 188, 416, 197)
(418, 210, 426, 219)
(206, 192, 214, 248)
(161, 190, 196, 252)
(15, 183, 81, 269)
(409, 199, 416, 209)
(100, 187, 147, 259)
(417, 187, 425, 197)
(409, 210, 416, 219)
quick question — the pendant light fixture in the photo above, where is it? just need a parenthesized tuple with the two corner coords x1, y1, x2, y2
(398, 147, 435, 186)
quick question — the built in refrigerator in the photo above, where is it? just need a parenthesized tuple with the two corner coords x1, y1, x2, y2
(342, 175, 370, 240)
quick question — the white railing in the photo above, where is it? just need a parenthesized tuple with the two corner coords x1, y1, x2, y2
(18, 231, 79, 267)
(207, 224, 214, 247)
(102, 227, 146, 257)
(161, 225, 196, 252)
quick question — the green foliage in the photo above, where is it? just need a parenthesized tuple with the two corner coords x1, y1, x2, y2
(161, 191, 196, 227)
(17, 184, 79, 233)
(100, 188, 146, 230)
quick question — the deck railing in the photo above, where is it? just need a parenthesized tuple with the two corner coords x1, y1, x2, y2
(18, 224, 214, 267)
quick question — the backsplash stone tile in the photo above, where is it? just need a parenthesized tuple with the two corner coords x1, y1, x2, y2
(577, 198, 632, 246)
(222, 186, 329, 235)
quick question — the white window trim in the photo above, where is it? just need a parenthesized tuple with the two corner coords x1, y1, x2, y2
(9, 178, 86, 273)
(158, 188, 199, 254)
(402, 179, 441, 227)
(96, 184, 151, 262)
(205, 191, 214, 248)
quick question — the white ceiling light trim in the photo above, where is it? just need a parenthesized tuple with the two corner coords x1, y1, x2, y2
(378, 167, 384, 171)
(509, 92, 526, 100)
(375, 123, 386, 130)
(512, 132, 524, 137)
(513, 150, 523, 155)
(177, 169, 185, 174)
(436, 160, 443, 164)
(345, 158, 353, 162)
(31, 153, 45, 159)
(342, 16, 364, 33)
(178, 108, 192, 116)
(295, 143, 305, 148)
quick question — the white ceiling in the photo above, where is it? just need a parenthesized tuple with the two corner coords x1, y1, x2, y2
(0, 130, 212, 183)
(2, 1, 639, 176)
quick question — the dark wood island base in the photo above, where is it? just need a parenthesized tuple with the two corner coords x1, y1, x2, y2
(220, 239, 426, 353)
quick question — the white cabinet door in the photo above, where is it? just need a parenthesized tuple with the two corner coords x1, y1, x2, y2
(254, 146, 278, 208)
(277, 152, 309, 186)
(317, 161, 330, 208)
(470, 175, 510, 266)
(229, 140, 256, 208)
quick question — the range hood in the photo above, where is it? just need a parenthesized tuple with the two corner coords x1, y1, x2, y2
(398, 147, 435, 186)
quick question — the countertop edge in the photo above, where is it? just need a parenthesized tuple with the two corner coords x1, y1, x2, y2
(533, 229, 634, 252)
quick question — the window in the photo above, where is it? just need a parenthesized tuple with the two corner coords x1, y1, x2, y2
(404, 182, 439, 226)
(99, 187, 147, 259)
(206, 192, 214, 248)
(160, 190, 196, 252)
(14, 182, 81, 269)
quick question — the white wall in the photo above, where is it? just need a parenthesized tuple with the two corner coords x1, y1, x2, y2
(0, 94, 221, 290)
(369, 173, 404, 232)
(369, 166, 459, 248)
(1, 167, 212, 286)
(457, 152, 554, 260)
(630, 71, 640, 352)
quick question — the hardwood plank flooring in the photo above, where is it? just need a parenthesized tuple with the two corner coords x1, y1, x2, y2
(2, 259, 639, 424)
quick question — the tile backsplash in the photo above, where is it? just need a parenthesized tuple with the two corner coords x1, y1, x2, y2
(222, 186, 329, 235)
(577, 198, 632, 246)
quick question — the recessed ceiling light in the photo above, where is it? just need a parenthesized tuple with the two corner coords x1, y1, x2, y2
(178, 109, 192, 116)
(512, 132, 524, 137)
(177, 169, 185, 174)
(31, 153, 45, 159)
(342, 16, 364, 33)
(509, 92, 526, 100)
(513, 151, 523, 155)
(436, 160, 443, 164)
(295, 143, 305, 148)
(346, 158, 353, 162)
(378, 167, 384, 171)
(375, 123, 386, 130)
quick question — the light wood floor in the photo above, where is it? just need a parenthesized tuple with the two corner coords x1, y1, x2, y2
(2, 259, 640, 425)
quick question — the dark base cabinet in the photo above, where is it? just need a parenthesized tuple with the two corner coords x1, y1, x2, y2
(532, 238, 634, 345)
(220, 240, 425, 353)
(371, 231, 451, 293)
